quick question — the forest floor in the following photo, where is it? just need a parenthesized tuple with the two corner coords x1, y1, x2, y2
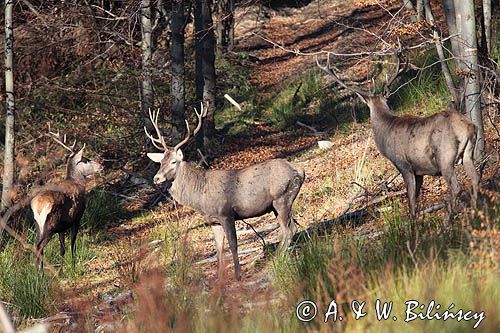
(2, 0, 498, 332)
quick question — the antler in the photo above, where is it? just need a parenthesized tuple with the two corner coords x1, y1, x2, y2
(144, 108, 169, 151)
(383, 49, 408, 97)
(47, 125, 78, 154)
(173, 102, 208, 151)
(315, 55, 371, 97)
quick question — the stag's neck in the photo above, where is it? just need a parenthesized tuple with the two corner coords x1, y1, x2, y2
(66, 166, 87, 187)
(368, 98, 397, 136)
(170, 162, 207, 208)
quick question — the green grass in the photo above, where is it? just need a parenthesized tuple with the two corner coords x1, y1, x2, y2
(0, 241, 58, 321)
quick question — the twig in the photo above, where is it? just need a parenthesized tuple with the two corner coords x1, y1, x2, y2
(239, 219, 267, 247)
(237, 223, 279, 236)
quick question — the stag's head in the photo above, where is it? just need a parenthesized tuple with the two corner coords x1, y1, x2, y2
(48, 127, 103, 179)
(70, 147, 103, 177)
(146, 104, 207, 185)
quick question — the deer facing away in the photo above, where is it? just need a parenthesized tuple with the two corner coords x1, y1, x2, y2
(317, 55, 479, 219)
(30, 131, 102, 271)
(146, 105, 305, 280)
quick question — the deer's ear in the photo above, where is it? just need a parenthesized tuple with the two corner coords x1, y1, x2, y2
(175, 149, 184, 161)
(72, 147, 85, 163)
(147, 153, 165, 163)
(355, 92, 368, 105)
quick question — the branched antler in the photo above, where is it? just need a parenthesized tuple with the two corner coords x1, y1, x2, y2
(144, 109, 169, 151)
(47, 125, 82, 154)
(144, 103, 208, 152)
(174, 102, 208, 151)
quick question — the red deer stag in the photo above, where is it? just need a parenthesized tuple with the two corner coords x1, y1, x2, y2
(146, 104, 305, 280)
(316, 54, 479, 220)
(30, 130, 103, 271)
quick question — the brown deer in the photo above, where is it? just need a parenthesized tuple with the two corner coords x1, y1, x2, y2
(145, 104, 305, 280)
(30, 130, 103, 271)
(316, 54, 479, 220)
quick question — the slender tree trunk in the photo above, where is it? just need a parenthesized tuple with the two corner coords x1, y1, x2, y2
(442, 0, 461, 67)
(141, 0, 154, 124)
(416, 0, 424, 21)
(424, 0, 459, 105)
(2, 0, 16, 211)
(217, 0, 235, 52)
(455, 0, 484, 159)
(201, 0, 216, 146)
(194, 0, 204, 105)
(402, 0, 415, 11)
(171, 0, 186, 139)
(482, 0, 492, 54)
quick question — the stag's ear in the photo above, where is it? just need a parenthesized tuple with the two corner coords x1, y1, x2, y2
(72, 147, 85, 163)
(355, 92, 368, 105)
(175, 149, 184, 161)
(147, 153, 165, 163)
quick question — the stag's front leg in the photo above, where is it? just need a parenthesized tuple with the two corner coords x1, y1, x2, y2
(210, 223, 226, 280)
(220, 217, 241, 281)
(398, 166, 417, 218)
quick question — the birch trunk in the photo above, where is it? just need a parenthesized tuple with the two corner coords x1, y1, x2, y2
(2, 0, 16, 211)
(171, 0, 186, 139)
(141, 0, 154, 124)
(455, 0, 484, 159)
(424, 0, 459, 105)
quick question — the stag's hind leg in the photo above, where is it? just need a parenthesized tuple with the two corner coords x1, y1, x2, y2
(35, 234, 52, 272)
(273, 173, 303, 251)
(59, 232, 66, 257)
(463, 139, 480, 209)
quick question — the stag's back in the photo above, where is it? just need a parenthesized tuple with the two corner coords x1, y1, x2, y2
(31, 180, 86, 234)
(171, 159, 304, 219)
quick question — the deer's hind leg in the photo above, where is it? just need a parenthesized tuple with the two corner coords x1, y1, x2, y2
(35, 232, 53, 272)
(273, 174, 303, 251)
(462, 138, 480, 209)
(59, 232, 66, 257)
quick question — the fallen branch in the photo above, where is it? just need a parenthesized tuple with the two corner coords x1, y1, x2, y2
(417, 202, 445, 216)
(296, 121, 326, 135)
(195, 246, 263, 265)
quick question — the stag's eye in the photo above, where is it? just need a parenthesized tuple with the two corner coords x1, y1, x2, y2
(171, 160, 177, 164)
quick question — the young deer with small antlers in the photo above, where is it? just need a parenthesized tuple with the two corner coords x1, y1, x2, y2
(30, 130, 102, 271)
(146, 104, 305, 280)
(317, 54, 479, 220)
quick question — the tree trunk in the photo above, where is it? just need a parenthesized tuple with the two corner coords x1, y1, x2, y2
(482, 0, 492, 54)
(2, 0, 16, 211)
(217, 0, 235, 52)
(171, 0, 186, 139)
(197, 0, 216, 148)
(141, 0, 154, 126)
(416, 0, 424, 21)
(442, 0, 462, 68)
(402, 0, 415, 11)
(194, 0, 204, 105)
(455, 0, 484, 159)
(424, 0, 459, 105)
